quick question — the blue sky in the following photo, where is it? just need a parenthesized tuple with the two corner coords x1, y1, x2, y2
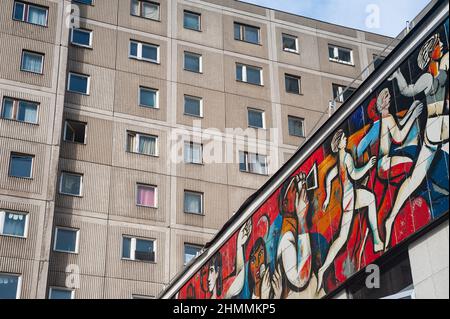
(240, 0, 431, 37)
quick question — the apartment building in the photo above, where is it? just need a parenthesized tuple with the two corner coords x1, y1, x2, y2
(0, 0, 393, 299)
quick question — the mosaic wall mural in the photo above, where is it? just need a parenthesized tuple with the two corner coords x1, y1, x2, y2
(176, 18, 449, 299)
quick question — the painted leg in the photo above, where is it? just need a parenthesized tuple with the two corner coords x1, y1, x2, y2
(356, 189, 384, 252)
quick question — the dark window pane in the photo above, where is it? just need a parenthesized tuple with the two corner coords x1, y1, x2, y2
(239, 152, 247, 172)
(184, 245, 201, 264)
(49, 289, 72, 299)
(60, 173, 82, 196)
(122, 237, 131, 259)
(17, 101, 38, 123)
(288, 117, 304, 137)
(130, 42, 138, 57)
(246, 67, 261, 85)
(285, 76, 300, 94)
(9, 155, 32, 178)
(0, 274, 19, 299)
(184, 97, 201, 116)
(140, 88, 156, 108)
(1, 99, 14, 120)
(65, 121, 86, 144)
(13, 2, 25, 20)
(283, 35, 297, 51)
(69, 74, 88, 94)
(55, 228, 77, 253)
(234, 23, 241, 40)
(3, 212, 26, 237)
(72, 29, 91, 46)
(142, 44, 158, 61)
(244, 25, 259, 43)
(184, 12, 200, 30)
(184, 54, 200, 72)
(236, 64, 243, 81)
(339, 49, 351, 62)
(248, 110, 263, 128)
(184, 192, 202, 214)
(135, 239, 154, 261)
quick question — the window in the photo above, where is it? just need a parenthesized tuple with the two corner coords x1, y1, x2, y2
(282, 33, 298, 53)
(1, 97, 38, 124)
(59, 172, 83, 196)
(48, 287, 74, 300)
(9, 153, 33, 179)
(239, 151, 268, 175)
(328, 45, 354, 65)
(73, 0, 93, 5)
(184, 244, 202, 265)
(127, 132, 158, 156)
(236, 64, 263, 85)
(373, 54, 385, 69)
(234, 22, 260, 44)
(184, 191, 203, 215)
(122, 236, 156, 262)
(184, 11, 201, 31)
(131, 0, 160, 21)
(332, 84, 356, 103)
(184, 52, 202, 73)
(285, 74, 301, 94)
(71, 28, 92, 48)
(184, 142, 203, 164)
(247, 108, 265, 129)
(0, 211, 28, 238)
(53, 227, 79, 254)
(136, 184, 157, 208)
(68, 72, 90, 95)
(21, 51, 44, 74)
(139, 87, 158, 109)
(64, 120, 86, 144)
(184, 95, 202, 117)
(13, 1, 48, 26)
(130, 41, 159, 63)
(288, 116, 305, 138)
(0, 274, 21, 299)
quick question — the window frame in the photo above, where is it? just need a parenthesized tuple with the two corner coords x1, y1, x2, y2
(183, 243, 203, 266)
(72, 0, 94, 5)
(332, 83, 356, 103)
(236, 63, 263, 86)
(12, 1, 49, 27)
(0, 210, 29, 239)
(183, 190, 204, 215)
(183, 10, 201, 31)
(70, 28, 93, 48)
(67, 72, 90, 95)
(0, 273, 22, 299)
(234, 22, 261, 45)
(288, 115, 306, 138)
(183, 95, 203, 118)
(1, 97, 39, 125)
(328, 44, 354, 65)
(20, 50, 44, 75)
(183, 51, 203, 73)
(239, 151, 268, 176)
(129, 40, 160, 64)
(48, 287, 75, 300)
(247, 108, 265, 129)
(135, 183, 158, 208)
(121, 236, 157, 263)
(285, 74, 302, 95)
(130, 0, 161, 21)
(63, 119, 87, 145)
(53, 226, 80, 254)
(282, 33, 299, 53)
(8, 153, 34, 179)
(126, 131, 159, 157)
(138, 86, 159, 109)
(59, 171, 83, 197)
(184, 141, 203, 165)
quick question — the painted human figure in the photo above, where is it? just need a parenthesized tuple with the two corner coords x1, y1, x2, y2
(316, 129, 384, 293)
(276, 173, 312, 297)
(375, 88, 424, 181)
(385, 33, 449, 249)
(207, 253, 222, 299)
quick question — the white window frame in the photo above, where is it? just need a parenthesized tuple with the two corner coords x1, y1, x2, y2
(130, 0, 160, 21)
(48, 287, 75, 300)
(13, 1, 48, 27)
(285, 74, 301, 94)
(0, 210, 29, 239)
(234, 22, 261, 44)
(21, 51, 44, 74)
(67, 72, 90, 95)
(183, 95, 203, 118)
(239, 151, 268, 175)
(247, 108, 265, 129)
(127, 131, 159, 157)
(136, 183, 158, 208)
(184, 52, 203, 73)
(328, 45, 354, 65)
(63, 120, 87, 144)
(0, 273, 22, 299)
(70, 28, 93, 48)
(333, 84, 356, 103)
(183, 10, 201, 31)
(59, 172, 83, 197)
(122, 236, 157, 263)
(236, 63, 263, 86)
(184, 141, 203, 165)
(129, 40, 160, 64)
(288, 115, 306, 138)
(282, 33, 299, 53)
(138, 87, 159, 109)
(184, 191, 204, 215)
(184, 243, 202, 266)
(9, 153, 34, 179)
(53, 227, 80, 254)
(1, 97, 39, 124)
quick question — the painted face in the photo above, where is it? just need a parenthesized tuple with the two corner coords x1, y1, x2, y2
(250, 245, 265, 288)
(208, 266, 217, 293)
(283, 182, 297, 214)
(338, 134, 347, 150)
(431, 38, 444, 61)
(381, 91, 391, 112)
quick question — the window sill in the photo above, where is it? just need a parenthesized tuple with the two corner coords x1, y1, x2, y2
(53, 249, 79, 255)
(129, 57, 160, 65)
(67, 90, 90, 96)
(283, 49, 300, 55)
(184, 68, 203, 74)
(185, 161, 205, 166)
(13, 19, 48, 28)
(121, 258, 157, 265)
(329, 59, 355, 67)
(136, 204, 158, 210)
(184, 27, 202, 32)
(286, 91, 304, 96)
(0, 117, 38, 126)
(20, 69, 44, 76)
(0, 234, 27, 240)
(236, 80, 264, 87)
(239, 170, 269, 177)
(131, 14, 161, 23)
(126, 151, 159, 158)
(138, 104, 160, 110)
(8, 175, 33, 180)
(248, 125, 267, 130)
(234, 38, 262, 46)
(64, 140, 87, 146)
(184, 212, 205, 216)
(70, 43, 93, 50)
(59, 192, 83, 198)
(184, 113, 203, 119)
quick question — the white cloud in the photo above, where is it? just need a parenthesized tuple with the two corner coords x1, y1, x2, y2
(241, 0, 431, 37)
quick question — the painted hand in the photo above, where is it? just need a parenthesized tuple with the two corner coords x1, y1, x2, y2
(271, 264, 283, 299)
(412, 102, 424, 119)
(237, 219, 252, 247)
(295, 173, 309, 221)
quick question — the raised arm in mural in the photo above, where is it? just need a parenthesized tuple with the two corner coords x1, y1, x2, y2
(316, 129, 384, 293)
(376, 88, 423, 180)
(276, 173, 312, 296)
(385, 33, 449, 250)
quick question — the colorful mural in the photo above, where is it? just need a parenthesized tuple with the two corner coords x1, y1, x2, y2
(176, 18, 449, 299)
